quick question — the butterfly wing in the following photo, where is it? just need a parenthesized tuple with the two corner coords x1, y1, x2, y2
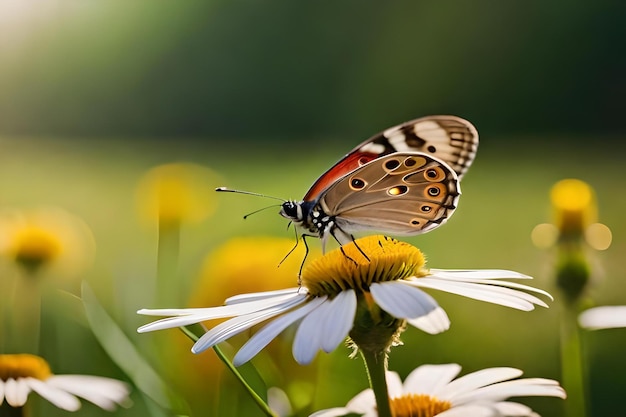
(303, 115, 477, 201)
(317, 153, 460, 239)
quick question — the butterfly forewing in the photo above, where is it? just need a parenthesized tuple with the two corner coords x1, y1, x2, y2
(303, 115, 477, 202)
(317, 153, 460, 235)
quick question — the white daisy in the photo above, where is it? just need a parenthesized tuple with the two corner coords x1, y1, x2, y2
(579, 305, 626, 330)
(310, 363, 566, 417)
(138, 236, 552, 365)
(0, 354, 130, 412)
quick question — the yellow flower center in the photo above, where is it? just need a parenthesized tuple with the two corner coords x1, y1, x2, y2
(389, 393, 452, 417)
(301, 236, 427, 297)
(10, 226, 63, 271)
(0, 354, 52, 381)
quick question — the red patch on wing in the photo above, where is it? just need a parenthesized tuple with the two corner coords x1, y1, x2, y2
(303, 152, 378, 201)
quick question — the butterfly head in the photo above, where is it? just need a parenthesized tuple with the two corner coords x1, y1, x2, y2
(279, 201, 304, 222)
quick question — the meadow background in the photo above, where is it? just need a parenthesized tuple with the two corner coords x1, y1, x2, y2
(1, 1, 624, 416)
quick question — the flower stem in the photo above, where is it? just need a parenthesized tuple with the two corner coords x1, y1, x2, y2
(180, 325, 277, 417)
(156, 219, 180, 305)
(560, 306, 587, 417)
(360, 348, 393, 417)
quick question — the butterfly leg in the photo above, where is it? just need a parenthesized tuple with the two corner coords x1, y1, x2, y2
(349, 233, 370, 262)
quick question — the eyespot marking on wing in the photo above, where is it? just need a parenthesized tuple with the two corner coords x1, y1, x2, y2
(387, 185, 408, 196)
(350, 177, 367, 190)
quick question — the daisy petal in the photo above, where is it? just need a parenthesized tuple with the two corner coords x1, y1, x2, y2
(0, 380, 4, 405)
(386, 371, 404, 397)
(493, 401, 535, 415)
(138, 292, 307, 332)
(27, 378, 81, 411)
(428, 270, 552, 300)
(320, 290, 357, 353)
(453, 378, 566, 404)
(438, 404, 497, 417)
(292, 298, 334, 364)
(345, 388, 376, 413)
(370, 281, 438, 319)
(233, 297, 326, 366)
(47, 375, 130, 410)
(429, 269, 532, 280)
(441, 367, 523, 401)
(193, 294, 309, 353)
(5, 378, 29, 407)
(579, 306, 626, 330)
(402, 364, 461, 396)
(226, 288, 303, 304)
(407, 307, 450, 334)
(410, 279, 545, 311)
(309, 407, 354, 417)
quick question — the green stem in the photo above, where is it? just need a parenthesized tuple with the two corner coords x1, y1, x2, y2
(180, 325, 277, 417)
(8, 271, 41, 354)
(560, 306, 587, 417)
(360, 348, 392, 417)
(156, 219, 180, 306)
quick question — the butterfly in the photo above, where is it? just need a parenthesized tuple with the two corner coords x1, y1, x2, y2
(218, 115, 478, 255)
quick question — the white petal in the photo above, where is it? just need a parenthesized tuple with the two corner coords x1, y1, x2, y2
(46, 375, 130, 410)
(292, 297, 333, 364)
(429, 269, 532, 280)
(427, 270, 553, 300)
(26, 378, 81, 411)
(233, 297, 326, 366)
(226, 287, 303, 304)
(438, 404, 497, 417)
(4, 378, 30, 407)
(402, 364, 461, 396)
(138, 292, 307, 332)
(407, 307, 451, 334)
(493, 401, 535, 416)
(385, 371, 404, 398)
(0, 380, 4, 405)
(309, 407, 353, 417)
(410, 279, 546, 311)
(192, 294, 309, 353)
(344, 388, 376, 413)
(441, 368, 523, 401)
(370, 281, 438, 319)
(320, 290, 357, 352)
(579, 306, 626, 330)
(452, 378, 566, 404)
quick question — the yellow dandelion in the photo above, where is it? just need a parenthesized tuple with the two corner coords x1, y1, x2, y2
(0, 208, 95, 279)
(135, 162, 219, 227)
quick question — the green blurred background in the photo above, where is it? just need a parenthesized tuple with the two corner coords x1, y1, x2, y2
(1, 1, 625, 416)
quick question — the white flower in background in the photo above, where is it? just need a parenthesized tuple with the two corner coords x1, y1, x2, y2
(138, 236, 552, 365)
(579, 306, 626, 330)
(0, 354, 130, 412)
(311, 363, 566, 417)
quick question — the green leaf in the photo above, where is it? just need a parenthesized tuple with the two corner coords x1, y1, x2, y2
(81, 282, 189, 415)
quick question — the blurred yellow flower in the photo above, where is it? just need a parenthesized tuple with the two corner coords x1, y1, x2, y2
(135, 162, 219, 227)
(0, 208, 95, 279)
(550, 178, 597, 237)
(531, 179, 611, 251)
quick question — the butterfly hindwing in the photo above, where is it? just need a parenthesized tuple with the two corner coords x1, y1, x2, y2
(317, 153, 460, 236)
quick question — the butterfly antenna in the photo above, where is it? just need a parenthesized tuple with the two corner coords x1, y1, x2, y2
(216, 187, 286, 202)
(242, 204, 281, 219)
